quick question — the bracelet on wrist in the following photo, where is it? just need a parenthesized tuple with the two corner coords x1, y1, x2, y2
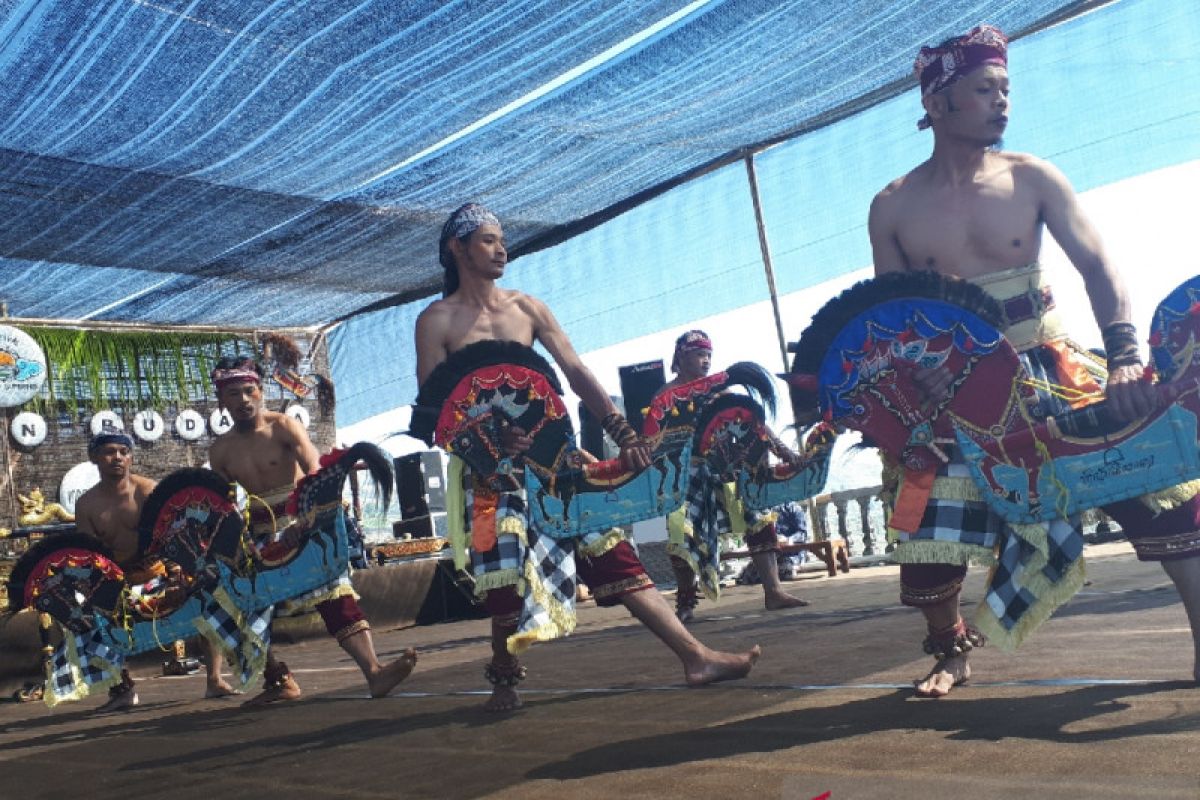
(1101, 321, 1142, 370)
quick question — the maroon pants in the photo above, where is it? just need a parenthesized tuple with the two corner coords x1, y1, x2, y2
(1103, 495, 1200, 562)
(315, 595, 368, 643)
(899, 563, 969, 608)
(484, 540, 653, 617)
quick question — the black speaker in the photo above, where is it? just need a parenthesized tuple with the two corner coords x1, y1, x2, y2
(618, 359, 666, 434)
(419, 450, 446, 512)
(579, 402, 605, 459)
(394, 453, 430, 520)
(579, 395, 624, 459)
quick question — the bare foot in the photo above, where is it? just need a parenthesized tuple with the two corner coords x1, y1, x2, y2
(242, 674, 302, 707)
(483, 684, 523, 713)
(96, 688, 139, 713)
(368, 648, 418, 698)
(205, 679, 238, 699)
(685, 645, 762, 686)
(914, 654, 970, 698)
(764, 591, 809, 610)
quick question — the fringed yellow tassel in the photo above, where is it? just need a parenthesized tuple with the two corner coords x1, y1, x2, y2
(721, 482, 747, 536)
(888, 537, 996, 568)
(973, 557, 1086, 652)
(507, 559, 577, 655)
(43, 635, 95, 708)
(193, 586, 269, 692)
(1138, 479, 1200, 514)
(472, 569, 523, 599)
(666, 506, 689, 547)
(927, 475, 986, 503)
(446, 457, 470, 572)
(667, 525, 720, 599)
(496, 514, 528, 542)
(579, 528, 626, 558)
(697, 564, 723, 602)
(277, 582, 359, 616)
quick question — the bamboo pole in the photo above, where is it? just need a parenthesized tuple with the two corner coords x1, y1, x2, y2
(743, 154, 790, 373)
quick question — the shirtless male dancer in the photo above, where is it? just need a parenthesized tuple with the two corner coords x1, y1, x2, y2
(660, 329, 807, 622)
(415, 203, 760, 711)
(208, 359, 416, 706)
(75, 430, 234, 710)
(868, 24, 1200, 696)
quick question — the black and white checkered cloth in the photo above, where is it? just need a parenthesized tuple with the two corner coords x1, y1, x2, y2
(672, 461, 731, 601)
(897, 342, 1095, 649)
(45, 628, 122, 707)
(196, 587, 272, 689)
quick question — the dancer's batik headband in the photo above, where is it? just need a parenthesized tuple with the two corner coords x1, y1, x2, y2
(440, 203, 500, 246)
(211, 359, 261, 392)
(672, 330, 712, 372)
(88, 431, 134, 453)
(913, 24, 1008, 129)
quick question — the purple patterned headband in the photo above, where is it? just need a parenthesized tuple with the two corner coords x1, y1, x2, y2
(913, 25, 1008, 129)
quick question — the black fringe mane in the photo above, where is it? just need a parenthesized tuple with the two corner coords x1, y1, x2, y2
(137, 468, 233, 555)
(410, 340, 562, 446)
(720, 361, 777, 418)
(5, 530, 114, 614)
(788, 271, 1005, 375)
(336, 442, 394, 514)
(695, 393, 766, 433)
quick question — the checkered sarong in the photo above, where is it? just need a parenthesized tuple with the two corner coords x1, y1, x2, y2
(892, 341, 1096, 649)
(668, 461, 774, 602)
(462, 469, 632, 653)
(44, 628, 124, 707)
(40, 582, 275, 706)
(195, 585, 272, 690)
(668, 461, 729, 601)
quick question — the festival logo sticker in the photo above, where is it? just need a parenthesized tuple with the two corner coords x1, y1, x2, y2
(0, 325, 46, 408)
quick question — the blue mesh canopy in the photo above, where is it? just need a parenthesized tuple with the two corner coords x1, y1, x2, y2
(0, 0, 1087, 326)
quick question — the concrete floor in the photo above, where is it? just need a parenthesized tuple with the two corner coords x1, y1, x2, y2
(1, 541, 1198, 800)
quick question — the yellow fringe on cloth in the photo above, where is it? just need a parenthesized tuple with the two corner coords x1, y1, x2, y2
(469, 516, 530, 599)
(1139, 479, 1200, 514)
(497, 515, 527, 539)
(43, 633, 113, 708)
(274, 581, 358, 617)
(193, 585, 270, 692)
(579, 527, 627, 558)
(887, 538, 996, 567)
(888, 474, 999, 567)
(472, 568, 523, 598)
(665, 504, 724, 602)
(446, 457, 470, 572)
(974, 557, 1087, 652)
(507, 556, 577, 655)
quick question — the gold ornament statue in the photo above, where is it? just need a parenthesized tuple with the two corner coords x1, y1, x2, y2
(17, 488, 75, 526)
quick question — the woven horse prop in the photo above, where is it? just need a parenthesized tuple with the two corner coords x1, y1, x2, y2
(4, 443, 392, 706)
(784, 272, 1200, 528)
(410, 341, 834, 539)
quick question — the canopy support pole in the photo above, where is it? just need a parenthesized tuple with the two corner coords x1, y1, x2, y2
(744, 154, 801, 442)
(744, 154, 790, 373)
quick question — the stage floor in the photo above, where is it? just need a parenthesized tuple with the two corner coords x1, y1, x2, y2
(2, 541, 1197, 800)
